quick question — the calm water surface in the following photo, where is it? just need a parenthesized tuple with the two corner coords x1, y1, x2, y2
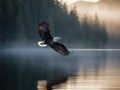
(0, 48, 120, 90)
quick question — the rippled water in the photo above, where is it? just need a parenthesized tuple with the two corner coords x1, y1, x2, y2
(0, 48, 120, 90)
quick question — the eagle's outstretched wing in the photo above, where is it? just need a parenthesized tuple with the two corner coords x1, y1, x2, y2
(49, 42, 70, 55)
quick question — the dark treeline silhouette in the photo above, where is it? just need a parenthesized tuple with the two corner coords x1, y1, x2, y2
(80, 14, 108, 48)
(0, 0, 108, 48)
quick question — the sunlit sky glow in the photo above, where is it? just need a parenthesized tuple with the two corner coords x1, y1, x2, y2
(57, 0, 100, 5)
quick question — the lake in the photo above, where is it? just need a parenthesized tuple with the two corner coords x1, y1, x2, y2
(0, 48, 120, 90)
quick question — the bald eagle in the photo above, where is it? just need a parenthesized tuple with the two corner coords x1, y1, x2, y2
(37, 22, 70, 55)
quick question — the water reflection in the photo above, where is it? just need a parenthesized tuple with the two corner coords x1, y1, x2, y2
(0, 48, 120, 90)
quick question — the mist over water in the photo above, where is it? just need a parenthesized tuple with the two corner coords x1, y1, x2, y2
(0, 48, 120, 90)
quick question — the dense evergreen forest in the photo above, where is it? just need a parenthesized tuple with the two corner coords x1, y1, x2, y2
(0, 0, 108, 48)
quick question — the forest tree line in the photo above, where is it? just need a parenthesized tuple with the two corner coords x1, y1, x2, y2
(0, 0, 108, 48)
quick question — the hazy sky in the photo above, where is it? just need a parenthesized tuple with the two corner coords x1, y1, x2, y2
(57, 0, 100, 5)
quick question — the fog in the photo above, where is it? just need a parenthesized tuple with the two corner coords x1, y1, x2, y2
(71, 0, 120, 48)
